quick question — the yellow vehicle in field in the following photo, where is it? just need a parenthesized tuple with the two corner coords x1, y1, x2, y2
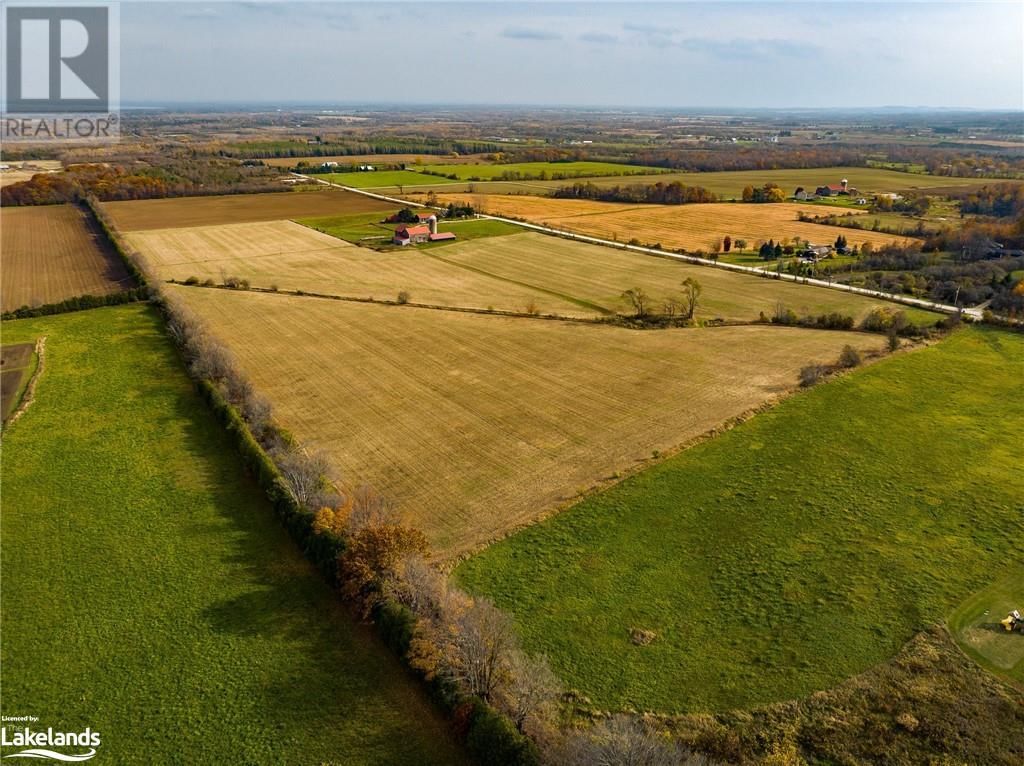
(1000, 610, 1023, 633)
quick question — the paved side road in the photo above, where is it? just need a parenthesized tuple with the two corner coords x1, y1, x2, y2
(297, 173, 984, 320)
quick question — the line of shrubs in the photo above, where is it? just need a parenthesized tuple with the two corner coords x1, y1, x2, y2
(146, 278, 542, 763)
(2, 287, 147, 320)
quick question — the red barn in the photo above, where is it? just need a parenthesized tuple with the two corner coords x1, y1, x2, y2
(393, 224, 430, 245)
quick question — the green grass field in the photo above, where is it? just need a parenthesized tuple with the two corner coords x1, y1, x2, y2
(297, 210, 399, 243)
(322, 170, 460, 189)
(456, 327, 1024, 713)
(417, 161, 666, 181)
(0, 305, 467, 765)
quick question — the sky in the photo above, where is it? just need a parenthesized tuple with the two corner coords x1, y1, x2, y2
(119, 1, 1024, 109)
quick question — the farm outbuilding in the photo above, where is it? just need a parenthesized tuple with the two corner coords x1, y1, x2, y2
(393, 224, 431, 245)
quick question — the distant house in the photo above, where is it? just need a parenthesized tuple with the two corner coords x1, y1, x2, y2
(393, 224, 431, 246)
(415, 212, 437, 222)
(799, 244, 833, 261)
(855, 197, 868, 205)
(358, 165, 375, 171)
(794, 187, 809, 201)
(321, 161, 339, 168)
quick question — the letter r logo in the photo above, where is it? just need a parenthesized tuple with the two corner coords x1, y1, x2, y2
(5, 6, 109, 113)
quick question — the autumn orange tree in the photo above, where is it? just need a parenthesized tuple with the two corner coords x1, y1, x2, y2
(339, 522, 430, 617)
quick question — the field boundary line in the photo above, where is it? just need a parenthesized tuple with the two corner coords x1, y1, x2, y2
(168, 280, 911, 340)
(3, 336, 46, 432)
(167, 280, 605, 324)
(298, 174, 982, 320)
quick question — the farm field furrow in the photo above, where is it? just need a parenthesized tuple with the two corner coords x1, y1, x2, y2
(455, 327, 1024, 712)
(128, 221, 589, 316)
(0, 305, 467, 765)
(437, 232, 940, 323)
(102, 189, 394, 231)
(433, 195, 915, 252)
(1, 205, 133, 311)
(170, 285, 885, 558)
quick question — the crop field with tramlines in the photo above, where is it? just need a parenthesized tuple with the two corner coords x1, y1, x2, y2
(431, 194, 917, 252)
(168, 285, 885, 558)
(434, 232, 941, 324)
(127, 220, 588, 316)
(1, 205, 134, 311)
(102, 189, 393, 231)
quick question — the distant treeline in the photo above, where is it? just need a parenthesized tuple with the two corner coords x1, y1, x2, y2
(552, 180, 716, 204)
(883, 146, 1024, 178)
(956, 183, 1024, 219)
(627, 146, 867, 172)
(1, 161, 282, 206)
(216, 138, 504, 160)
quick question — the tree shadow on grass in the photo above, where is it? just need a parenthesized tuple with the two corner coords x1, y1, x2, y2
(164, 379, 464, 764)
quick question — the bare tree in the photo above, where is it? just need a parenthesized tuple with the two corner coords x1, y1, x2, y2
(680, 277, 702, 320)
(395, 554, 449, 618)
(497, 650, 563, 735)
(555, 716, 705, 766)
(621, 288, 651, 318)
(447, 597, 516, 703)
(273, 447, 336, 509)
(190, 335, 236, 382)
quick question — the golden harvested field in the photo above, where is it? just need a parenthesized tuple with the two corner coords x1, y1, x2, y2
(129, 221, 587, 316)
(102, 190, 393, 231)
(1, 205, 133, 311)
(432, 195, 914, 252)
(171, 285, 885, 558)
(438, 232, 934, 322)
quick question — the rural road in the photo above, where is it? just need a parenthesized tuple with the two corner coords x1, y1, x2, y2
(296, 173, 985, 320)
